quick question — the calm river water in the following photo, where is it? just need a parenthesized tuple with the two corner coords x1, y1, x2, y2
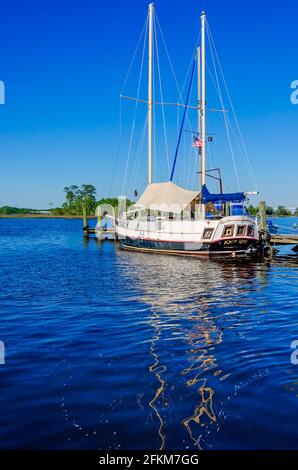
(0, 217, 297, 450)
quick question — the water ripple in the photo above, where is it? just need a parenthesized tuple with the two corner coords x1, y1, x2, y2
(0, 218, 298, 449)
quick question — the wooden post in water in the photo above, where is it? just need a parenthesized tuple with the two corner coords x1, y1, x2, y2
(82, 205, 88, 236)
(97, 210, 102, 242)
(259, 200, 267, 232)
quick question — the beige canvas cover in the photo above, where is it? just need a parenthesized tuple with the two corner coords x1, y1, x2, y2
(133, 181, 200, 214)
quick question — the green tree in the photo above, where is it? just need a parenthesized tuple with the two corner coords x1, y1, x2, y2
(275, 205, 291, 216)
(51, 207, 65, 215)
(62, 184, 97, 215)
(97, 197, 132, 209)
(63, 185, 80, 204)
(248, 205, 258, 216)
(79, 184, 97, 214)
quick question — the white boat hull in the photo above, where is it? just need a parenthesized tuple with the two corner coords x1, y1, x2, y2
(116, 216, 259, 257)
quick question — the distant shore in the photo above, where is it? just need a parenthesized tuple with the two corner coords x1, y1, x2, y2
(0, 214, 97, 219)
(270, 215, 297, 218)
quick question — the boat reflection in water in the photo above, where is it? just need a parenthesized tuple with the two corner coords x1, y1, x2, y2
(116, 247, 270, 449)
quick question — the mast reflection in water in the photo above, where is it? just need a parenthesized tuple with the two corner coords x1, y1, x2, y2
(117, 249, 270, 449)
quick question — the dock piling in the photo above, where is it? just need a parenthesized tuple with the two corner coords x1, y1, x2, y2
(259, 201, 267, 232)
(258, 200, 298, 252)
(82, 205, 89, 237)
(81, 207, 116, 241)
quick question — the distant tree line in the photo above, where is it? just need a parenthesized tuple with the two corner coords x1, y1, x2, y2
(0, 189, 296, 217)
(248, 205, 298, 217)
(0, 206, 46, 214)
(51, 185, 132, 216)
(0, 185, 120, 216)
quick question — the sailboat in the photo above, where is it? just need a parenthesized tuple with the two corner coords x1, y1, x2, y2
(115, 4, 263, 258)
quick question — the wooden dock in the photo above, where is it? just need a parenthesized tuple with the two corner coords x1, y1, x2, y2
(83, 226, 117, 240)
(259, 201, 298, 250)
(270, 234, 298, 246)
(82, 205, 117, 240)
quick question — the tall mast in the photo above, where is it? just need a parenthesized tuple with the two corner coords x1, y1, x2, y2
(197, 47, 201, 137)
(148, 3, 154, 185)
(201, 11, 206, 220)
(197, 46, 201, 175)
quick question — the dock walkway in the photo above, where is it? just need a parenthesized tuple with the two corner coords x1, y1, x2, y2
(270, 234, 298, 246)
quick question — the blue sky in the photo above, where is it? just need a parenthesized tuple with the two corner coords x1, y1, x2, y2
(0, 0, 297, 208)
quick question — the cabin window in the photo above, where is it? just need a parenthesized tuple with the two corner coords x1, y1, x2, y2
(202, 228, 214, 240)
(222, 225, 234, 238)
(237, 225, 246, 236)
(247, 225, 254, 237)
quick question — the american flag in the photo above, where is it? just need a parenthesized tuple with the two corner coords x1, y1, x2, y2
(193, 136, 203, 148)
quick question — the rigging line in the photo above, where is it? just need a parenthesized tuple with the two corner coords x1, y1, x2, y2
(178, 41, 201, 134)
(120, 95, 198, 108)
(206, 24, 241, 191)
(226, 115, 255, 189)
(206, 20, 258, 191)
(178, 30, 203, 136)
(206, 60, 222, 102)
(155, 13, 194, 133)
(108, 99, 122, 197)
(207, 23, 257, 190)
(133, 120, 148, 194)
(128, 116, 147, 189)
(128, 115, 148, 194)
(186, 142, 196, 189)
(205, 119, 218, 172)
(122, 14, 148, 196)
(170, 59, 196, 182)
(154, 12, 200, 180)
(154, 24, 170, 173)
(121, 95, 227, 112)
(206, 140, 218, 191)
(155, 13, 183, 102)
(180, 32, 201, 97)
(191, 151, 198, 188)
(120, 15, 149, 95)
(176, 106, 179, 142)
